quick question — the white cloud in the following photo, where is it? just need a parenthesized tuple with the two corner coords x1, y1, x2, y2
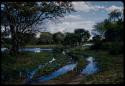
(72, 1, 123, 13)
(46, 14, 95, 34)
(72, 2, 95, 12)
(94, 5, 105, 10)
(72, 2, 105, 12)
(106, 5, 123, 13)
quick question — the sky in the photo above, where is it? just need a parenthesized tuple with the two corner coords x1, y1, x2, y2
(36, 1, 124, 38)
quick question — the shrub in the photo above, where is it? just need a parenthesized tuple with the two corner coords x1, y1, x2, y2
(90, 42, 102, 50)
(101, 42, 123, 55)
(108, 42, 123, 55)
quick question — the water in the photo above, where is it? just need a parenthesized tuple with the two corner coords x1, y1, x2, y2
(81, 57, 98, 75)
(27, 58, 56, 80)
(30, 63, 77, 83)
(27, 56, 98, 83)
(2, 47, 99, 82)
(82, 43, 93, 47)
(1, 48, 8, 52)
(1, 47, 53, 53)
(19, 48, 52, 53)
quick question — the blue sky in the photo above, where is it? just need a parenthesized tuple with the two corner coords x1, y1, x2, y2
(36, 1, 124, 38)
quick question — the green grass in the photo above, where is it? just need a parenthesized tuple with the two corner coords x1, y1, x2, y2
(79, 49, 124, 84)
(52, 48, 124, 84)
(1, 46, 124, 84)
(1, 51, 70, 84)
(25, 44, 63, 48)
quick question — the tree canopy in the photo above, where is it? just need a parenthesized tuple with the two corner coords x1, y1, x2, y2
(1, 2, 75, 54)
(93, 9, 123, 42)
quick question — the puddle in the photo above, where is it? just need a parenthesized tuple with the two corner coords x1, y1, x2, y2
(1, 47, 53, 53)
(30, 63, 77, 83)
(27, 56, 98, 83)
(81, 57, 98, 75)
(27, 58, 56, 80)
(1, 48, 8, 52)
(19, 48, 52, 53)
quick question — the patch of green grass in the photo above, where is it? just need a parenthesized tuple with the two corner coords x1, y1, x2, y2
(54, 48, 124, 84)
(2, 47, 123, 84)
(80, 69, 123, 84)
(25, 45, 63, 48)
(79, 49, 124, 84)
(1, 51, 70, 84)
(33, 53, 70, 79)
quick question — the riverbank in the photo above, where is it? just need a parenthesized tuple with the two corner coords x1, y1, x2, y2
(34, 48, 123, 84)
(1, 51, 71, 84)
(25, 45, 63, 48)
(80, 50, 124, 84)
(1, 46, 123, 84)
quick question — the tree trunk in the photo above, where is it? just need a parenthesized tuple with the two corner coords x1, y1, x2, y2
(10, 25, 19, 55)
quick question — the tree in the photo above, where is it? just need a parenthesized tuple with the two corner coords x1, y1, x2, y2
(1, 26, 11, 48)
(63, 33, 77, 47)
(1, 2, 75, 54)
(91, 35, 102, 50)
(38, 32, 53, 44)
(19, 32, 37, 46)
(52, 32, 64, 44)
(74, 29, 90, 45)
(94, 9, 123, 42)
(108, 9, 122, 22)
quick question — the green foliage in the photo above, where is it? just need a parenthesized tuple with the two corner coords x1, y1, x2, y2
(90, 35, 102, 50)
(67, 48, 86, 72)
(108, 42, 123, 55)
(92, 9, 123, 55)
(108, 9, 123, 22)
(1, 2, 75, 54)
(80, 49, 123, 84)
(63, 33, 77, 47)
(94, 9, 123, 42)
(63, 29, 90, 47)
(104, 22, 123, 42)
(74, 29, 90, 45)
(37, 32, 53, 44)
(53, 32, 65, 44)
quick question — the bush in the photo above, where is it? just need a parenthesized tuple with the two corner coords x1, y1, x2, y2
(108, 42, 123, 55)
(90, 42, 102, 50)
(101, 42, 123, 55)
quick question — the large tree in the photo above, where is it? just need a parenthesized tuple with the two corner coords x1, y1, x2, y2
(74, 29, 90, 45)
(38, 32, 53, 44)
(63, 32, 77, 47)
(108, 9, 122, 22)
(52, 32, 65, 44)
(93, 9, 123, 42)
(1, 2, 75, 54)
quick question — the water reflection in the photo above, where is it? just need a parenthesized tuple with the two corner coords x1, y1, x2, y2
(1, 48, 8, 52)
(30, 63, 77, 83)
(1, 47, 53, 53)
(28, 56, 98, 83)
(27, 58, 56, 80)
(81, 57, 98, 75)
(19, 48, 53, 53)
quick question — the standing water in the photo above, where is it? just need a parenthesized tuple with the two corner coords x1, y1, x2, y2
(27, 58, 56, 80)
(81, 57, 98, 75)
(29, 63, 77, 83)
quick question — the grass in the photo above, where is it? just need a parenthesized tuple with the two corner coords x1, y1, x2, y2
(25, 44, 63, 48)
(1, 51, 70, 84)
(51, 48, 124, 84)
(1, 46, 124, 84)
(79, 49, 124, 84)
